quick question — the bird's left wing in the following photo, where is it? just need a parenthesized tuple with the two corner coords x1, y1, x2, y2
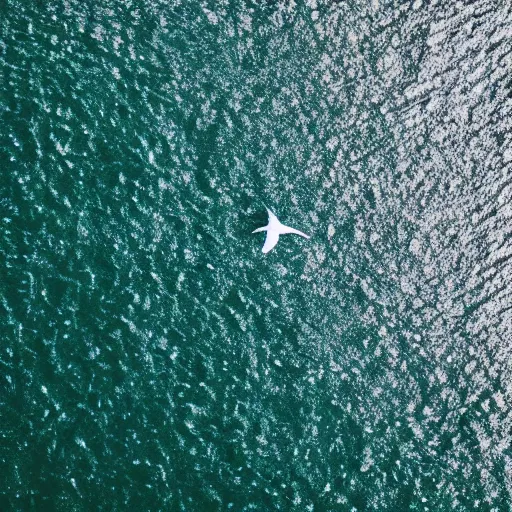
(262, 231, 279, 253)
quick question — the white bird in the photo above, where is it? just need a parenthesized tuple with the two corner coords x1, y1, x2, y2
(252, 207, 310, 254)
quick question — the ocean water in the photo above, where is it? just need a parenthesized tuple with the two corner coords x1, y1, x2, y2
(2, 0, 512, 510)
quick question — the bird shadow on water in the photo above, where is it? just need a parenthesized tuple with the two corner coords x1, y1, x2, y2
(220, 208, 268, 261)
(246, 208, 268, 231)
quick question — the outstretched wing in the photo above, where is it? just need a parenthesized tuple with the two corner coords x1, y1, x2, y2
(266, 207, 278, 223)
(262, 231, 279, 253)
(280, 225, 310, 239)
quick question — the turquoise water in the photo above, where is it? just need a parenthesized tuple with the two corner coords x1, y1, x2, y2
(2, 1, 512, 510)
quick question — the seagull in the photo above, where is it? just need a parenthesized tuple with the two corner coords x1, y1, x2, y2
(252, 207, 310, 254)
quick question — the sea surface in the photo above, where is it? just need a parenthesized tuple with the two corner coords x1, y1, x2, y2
(2, 1, 512, 510)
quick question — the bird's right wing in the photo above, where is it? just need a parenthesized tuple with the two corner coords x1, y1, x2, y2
(262, 231, 279, 253)
(281, 226, 310, 239)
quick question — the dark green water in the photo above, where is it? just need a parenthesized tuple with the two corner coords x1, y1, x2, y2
(2, 1, 512, 510)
